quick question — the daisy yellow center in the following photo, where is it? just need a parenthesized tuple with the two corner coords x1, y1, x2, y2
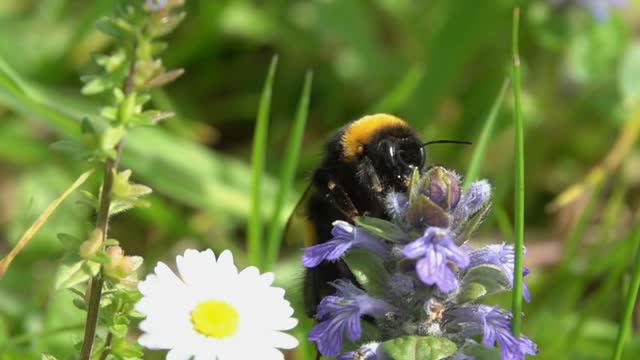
(191, 300, 239, 339)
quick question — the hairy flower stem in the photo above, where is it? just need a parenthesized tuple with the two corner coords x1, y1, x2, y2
(79, 42, 137, 360)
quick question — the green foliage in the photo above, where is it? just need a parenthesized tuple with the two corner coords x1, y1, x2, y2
(381, 336, 457, 360)
(458, 264, 511, 303)
(343, 249, 389, 298)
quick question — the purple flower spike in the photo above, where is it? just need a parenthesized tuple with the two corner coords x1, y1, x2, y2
(402, 227, 470, 292)
(454, 180, 491, 221)
(309, 281, 394, 357)
(469, 243, 531, 302)
(448, 305, 537, 360)
(302, 221, 387, 268)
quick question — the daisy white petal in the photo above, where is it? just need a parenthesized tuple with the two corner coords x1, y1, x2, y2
(137, 248, 298, 359)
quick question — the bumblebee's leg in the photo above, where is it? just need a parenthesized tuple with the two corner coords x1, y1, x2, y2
(312, 169, 359, 220)
(357, 156, 384, 194)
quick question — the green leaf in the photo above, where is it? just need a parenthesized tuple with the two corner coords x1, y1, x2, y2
(109, 200, 134, 215)
(146, 68, 185, 88)
(343, 248, 389, 297)
(57, 233, 82, 249)
(100, 106, 118, 121)
(458, 264, 510, 303)
(81, 118, 97, 134)
(81, 75, 114, 95)
(109, 323, 128, 338)
(104, 238, 120, 246)
(50, 139, 93, 161)
(101, 126, 126, 152)
(409, 168, 421, 204)
(111, 336, 144, 357)
(41, 354, 59, 360)
(72, 297, 86, 310)
(96, 17, 133, 40)
(381, 336, 457, 360)
(91, 251, 112, 265)
(55, 260, 91, 290)
(354, 216, 407, 242)
(468, 344, 501, 359)
(456, 282, 487, 304)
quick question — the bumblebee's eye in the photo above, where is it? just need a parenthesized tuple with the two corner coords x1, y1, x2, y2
(398, 146, 424, 169)
(378, 139, 397, 167)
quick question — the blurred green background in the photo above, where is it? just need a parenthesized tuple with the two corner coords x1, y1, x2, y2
(1, 0, 640, 359)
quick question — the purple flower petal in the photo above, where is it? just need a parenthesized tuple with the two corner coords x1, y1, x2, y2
(403, 227, 469, 292)
(302, 239, 353, 267)
(308, 281, 394, 356)
(302, 220, 388, 268)
(448, 305, 537, 360)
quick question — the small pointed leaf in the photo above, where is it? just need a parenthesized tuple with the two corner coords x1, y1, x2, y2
(343, 248, 389, 297)
(381, 336, 457, 360)
(354, 216, 407, 242)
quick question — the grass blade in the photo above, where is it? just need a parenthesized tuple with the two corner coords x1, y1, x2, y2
(248, 55, 278, 267)
(463, 78, 509, 189)
(265, 70, 313, 270)
(510, 6, 525, 335)
(0, 169, 94, 278)
(612, 222, 640, 360)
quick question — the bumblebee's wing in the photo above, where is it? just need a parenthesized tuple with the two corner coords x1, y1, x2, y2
(284, 185, 317, 247)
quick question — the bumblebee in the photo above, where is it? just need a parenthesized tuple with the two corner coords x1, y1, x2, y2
(288, 113, 428, 317)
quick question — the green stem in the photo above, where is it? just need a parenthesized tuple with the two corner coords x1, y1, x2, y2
(80, 39, 137, 360)
(612, 221, 640, 360)
(511, 6, 525, 336)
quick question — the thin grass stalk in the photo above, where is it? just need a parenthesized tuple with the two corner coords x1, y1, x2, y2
(265, 71, 312, 270)
(248, 56, 278, 266)
(613, 220, 640, 359)
(510, 6, 525, 335)
(463, 78, 510, 189)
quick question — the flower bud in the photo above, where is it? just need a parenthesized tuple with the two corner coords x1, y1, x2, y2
(104, 246, 125, 279)
(79, 229, 103, 259)
(104, 246, 142, 282)
(421, 167, 460, 211)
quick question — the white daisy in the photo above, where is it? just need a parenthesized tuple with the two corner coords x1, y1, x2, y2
(135, 249, 299, 360)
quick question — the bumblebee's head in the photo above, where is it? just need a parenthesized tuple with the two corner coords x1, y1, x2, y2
(341, 114, 424, 192)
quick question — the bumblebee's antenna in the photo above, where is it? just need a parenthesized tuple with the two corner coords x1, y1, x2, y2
(422, 139, 472, 147)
